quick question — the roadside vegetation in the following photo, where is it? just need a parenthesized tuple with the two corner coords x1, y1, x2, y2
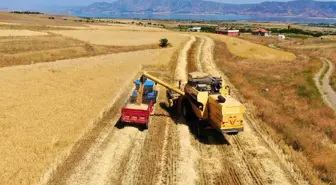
(331, 73, 336, 91)
(319, 61, 330, 85)
(213, 40, 336, 184)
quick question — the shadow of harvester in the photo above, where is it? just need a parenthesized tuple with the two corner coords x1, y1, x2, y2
(158, 102, 230, 146)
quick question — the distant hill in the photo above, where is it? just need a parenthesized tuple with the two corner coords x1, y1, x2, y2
(69, 0, 336, 18)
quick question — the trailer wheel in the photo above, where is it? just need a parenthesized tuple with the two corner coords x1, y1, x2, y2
(115, 119, 125, 129)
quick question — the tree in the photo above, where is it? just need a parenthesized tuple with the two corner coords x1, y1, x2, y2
(159, 38, 169, 48)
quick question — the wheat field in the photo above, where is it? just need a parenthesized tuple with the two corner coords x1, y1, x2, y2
(51, 30, 185, 46)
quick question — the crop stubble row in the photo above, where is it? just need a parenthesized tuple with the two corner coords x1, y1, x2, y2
(202, 35, 309, 185)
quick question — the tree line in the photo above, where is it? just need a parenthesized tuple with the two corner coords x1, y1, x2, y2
(10, 11, 43, 15)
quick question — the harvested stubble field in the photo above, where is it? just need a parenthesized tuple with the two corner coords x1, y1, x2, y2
(211, 33, 336, 184)
(95, 24, 168, 32)
(0, 29, 48, 36)
(51, 30, 184, 46)
(0, 32, 174, 67)
(0, 45, 182, 185)
(202, 33, 296, 62)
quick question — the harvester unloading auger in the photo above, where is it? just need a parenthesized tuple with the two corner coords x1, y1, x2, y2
(130, 71, 245, 135)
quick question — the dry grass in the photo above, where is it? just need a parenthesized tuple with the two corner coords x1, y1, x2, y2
(0, 47, 177, 185)
(296, 45, 336, 91)
(331, 71, 336, 91)
(239, 35, 336, 92)
(213, 40, 336, 184)
(51, 30, 186, 46)
(200, 33, 296, 62)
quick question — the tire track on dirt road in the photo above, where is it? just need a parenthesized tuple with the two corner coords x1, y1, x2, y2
(314, 57, 336, 110)
(198, 35, 309, 185)
(134, 36, 197, 185)
(132, 69, 179, 185)
(173, 35, 201, 185)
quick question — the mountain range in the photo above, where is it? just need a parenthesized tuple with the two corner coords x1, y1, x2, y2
(68, 0, 336, 18)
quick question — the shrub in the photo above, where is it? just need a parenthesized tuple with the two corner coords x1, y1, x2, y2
(159, 38, 169, 48)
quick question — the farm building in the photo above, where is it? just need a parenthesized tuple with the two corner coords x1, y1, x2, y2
(188, 27, 201, 32)
(216, 27, 239, 37)
(252, 28, 271, 36)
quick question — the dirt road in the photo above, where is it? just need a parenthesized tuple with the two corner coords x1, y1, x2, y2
(315, 58, 336, 110)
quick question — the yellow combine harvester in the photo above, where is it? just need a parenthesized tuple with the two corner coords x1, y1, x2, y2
(138, 71, 245, 135)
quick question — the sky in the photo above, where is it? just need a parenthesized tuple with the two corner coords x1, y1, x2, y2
(0, 0, 335, 9)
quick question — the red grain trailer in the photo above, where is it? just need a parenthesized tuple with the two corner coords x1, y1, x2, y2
(120, 101, 154, 129)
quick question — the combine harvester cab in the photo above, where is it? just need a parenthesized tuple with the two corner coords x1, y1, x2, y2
(120, 80, 158, 130)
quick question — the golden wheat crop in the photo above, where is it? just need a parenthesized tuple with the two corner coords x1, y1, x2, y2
(51, 30, 185, 46)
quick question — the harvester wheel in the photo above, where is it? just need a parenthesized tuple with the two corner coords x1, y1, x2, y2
(182, 100, 196, 121)
(227, 132, 238, 136)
